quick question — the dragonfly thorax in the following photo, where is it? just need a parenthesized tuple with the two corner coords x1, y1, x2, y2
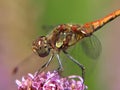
(48, 24, 86, 50)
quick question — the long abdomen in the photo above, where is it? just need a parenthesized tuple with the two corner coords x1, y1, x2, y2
(82, 9, 120, 35)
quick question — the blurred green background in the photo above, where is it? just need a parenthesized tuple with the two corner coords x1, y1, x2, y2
(0, 0, 120, 90)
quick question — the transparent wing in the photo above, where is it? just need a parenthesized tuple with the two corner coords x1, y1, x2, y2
(13, 52, 58, 78)
(42, 25, 57, 31)
(80, 34, 102, 59)
(41, 25, 102, 60)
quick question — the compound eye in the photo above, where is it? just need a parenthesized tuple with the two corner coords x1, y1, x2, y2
(32, 36, 50, 57)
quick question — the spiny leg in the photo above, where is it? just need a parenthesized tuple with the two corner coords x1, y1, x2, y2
(63, 50, 85, 81)
(56, 54, 63, 72)
(36, 54, 54, 74)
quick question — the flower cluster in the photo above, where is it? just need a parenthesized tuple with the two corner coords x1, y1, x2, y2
(16, 71, 87, 90)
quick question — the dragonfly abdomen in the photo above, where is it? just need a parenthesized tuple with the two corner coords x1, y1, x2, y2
(83, 9, 120, 33)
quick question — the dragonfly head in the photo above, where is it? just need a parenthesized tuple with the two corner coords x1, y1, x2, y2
(32, 36, 51, 57)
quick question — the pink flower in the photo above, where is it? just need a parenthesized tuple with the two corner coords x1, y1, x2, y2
(16, 71, 87, 90)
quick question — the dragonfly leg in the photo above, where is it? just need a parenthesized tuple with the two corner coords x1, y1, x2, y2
(63, 50, 85, 81)
(56, 54, 63, 71)
(36, 54, 54, 74)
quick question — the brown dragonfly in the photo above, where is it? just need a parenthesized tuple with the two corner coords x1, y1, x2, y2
(14, 9, 120, 80)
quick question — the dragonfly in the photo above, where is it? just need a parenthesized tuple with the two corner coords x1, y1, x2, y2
(13, 9, 120, 80)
